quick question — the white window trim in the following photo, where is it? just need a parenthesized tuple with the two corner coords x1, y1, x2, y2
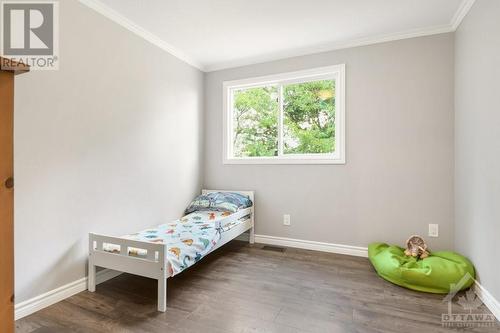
(222, 64, 346, 165)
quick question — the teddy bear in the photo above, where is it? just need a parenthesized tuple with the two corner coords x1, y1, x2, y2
(404, 235, 430, 259)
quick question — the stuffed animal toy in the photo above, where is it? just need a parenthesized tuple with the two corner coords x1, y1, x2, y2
(404, 235, 430, 259)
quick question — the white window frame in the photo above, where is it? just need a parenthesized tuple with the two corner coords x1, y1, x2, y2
(222, 64, 346, 165)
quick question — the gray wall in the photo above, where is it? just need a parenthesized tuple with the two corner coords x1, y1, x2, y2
(14, 0, 204, 303)
(455, 0, 500, 302)
(204, 34, 455, 250)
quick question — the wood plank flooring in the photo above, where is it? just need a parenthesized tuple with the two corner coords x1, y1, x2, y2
(16, 241, 500, 333)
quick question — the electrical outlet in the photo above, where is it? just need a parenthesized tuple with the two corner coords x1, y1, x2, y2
(428, 224, 439, 237)
(283, 214, 291, 226)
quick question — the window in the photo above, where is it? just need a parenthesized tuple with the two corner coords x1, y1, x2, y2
(223, 65, 345, 164)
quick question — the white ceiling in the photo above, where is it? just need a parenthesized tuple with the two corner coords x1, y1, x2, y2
(80, 0, 474, 71)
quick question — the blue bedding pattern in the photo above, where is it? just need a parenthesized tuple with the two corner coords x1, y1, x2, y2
(105, 211, 228, 276)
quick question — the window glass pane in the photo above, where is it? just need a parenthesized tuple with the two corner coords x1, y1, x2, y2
(232, 86, 279, 157)
(283, 80, 335, 154)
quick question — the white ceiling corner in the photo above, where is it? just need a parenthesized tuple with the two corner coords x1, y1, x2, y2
(78, 0, 205, 70)
(451, 0, 476, 30)
(79, 0, 476, 73)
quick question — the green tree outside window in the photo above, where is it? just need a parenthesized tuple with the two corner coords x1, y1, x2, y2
(232, 79, 335, 157)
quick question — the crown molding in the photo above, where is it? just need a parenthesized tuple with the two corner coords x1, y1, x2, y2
(78, 0, 476, 73)
(78, 0, 205, 71)
(204, 24, 454, 72)
(451, 0, 476, 30)
(205, 0, 477, 72)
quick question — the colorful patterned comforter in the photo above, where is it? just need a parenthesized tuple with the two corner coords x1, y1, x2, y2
(103, 211, 248, 276)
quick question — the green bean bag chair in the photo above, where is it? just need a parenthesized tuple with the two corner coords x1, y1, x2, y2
(368, 243, 475, 293)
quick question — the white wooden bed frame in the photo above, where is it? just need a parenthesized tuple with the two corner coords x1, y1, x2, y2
(88, 190, 254, 312)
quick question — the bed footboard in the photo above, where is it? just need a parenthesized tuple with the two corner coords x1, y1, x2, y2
(88, 233, 168, 311)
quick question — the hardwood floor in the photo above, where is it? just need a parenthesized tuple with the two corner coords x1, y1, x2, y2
(16, 241, 500, 333)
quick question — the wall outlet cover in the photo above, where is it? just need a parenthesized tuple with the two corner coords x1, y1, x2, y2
(428, 224, 439, 237)
(283, 214, 291, 226)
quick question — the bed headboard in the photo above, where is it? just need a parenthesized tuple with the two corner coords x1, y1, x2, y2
(201, 189, 254, 204)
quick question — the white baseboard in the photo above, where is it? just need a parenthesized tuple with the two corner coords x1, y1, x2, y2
(474, 281, 500, 321)
(15, 269, 122, 320)
(15, 236, 366, 321)
(248, 235, 500, 320)
(243, 234, 368, 257)
(14, 239, 498, 323)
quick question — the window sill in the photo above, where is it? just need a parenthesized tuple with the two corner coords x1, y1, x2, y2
(223, 156, 346, 165)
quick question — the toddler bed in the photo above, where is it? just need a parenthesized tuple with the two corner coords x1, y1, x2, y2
(88, 190, 254, 312)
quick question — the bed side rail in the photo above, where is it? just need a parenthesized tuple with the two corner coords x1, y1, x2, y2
(214, 207, 252, 230)
(89, 233, 167, 280)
